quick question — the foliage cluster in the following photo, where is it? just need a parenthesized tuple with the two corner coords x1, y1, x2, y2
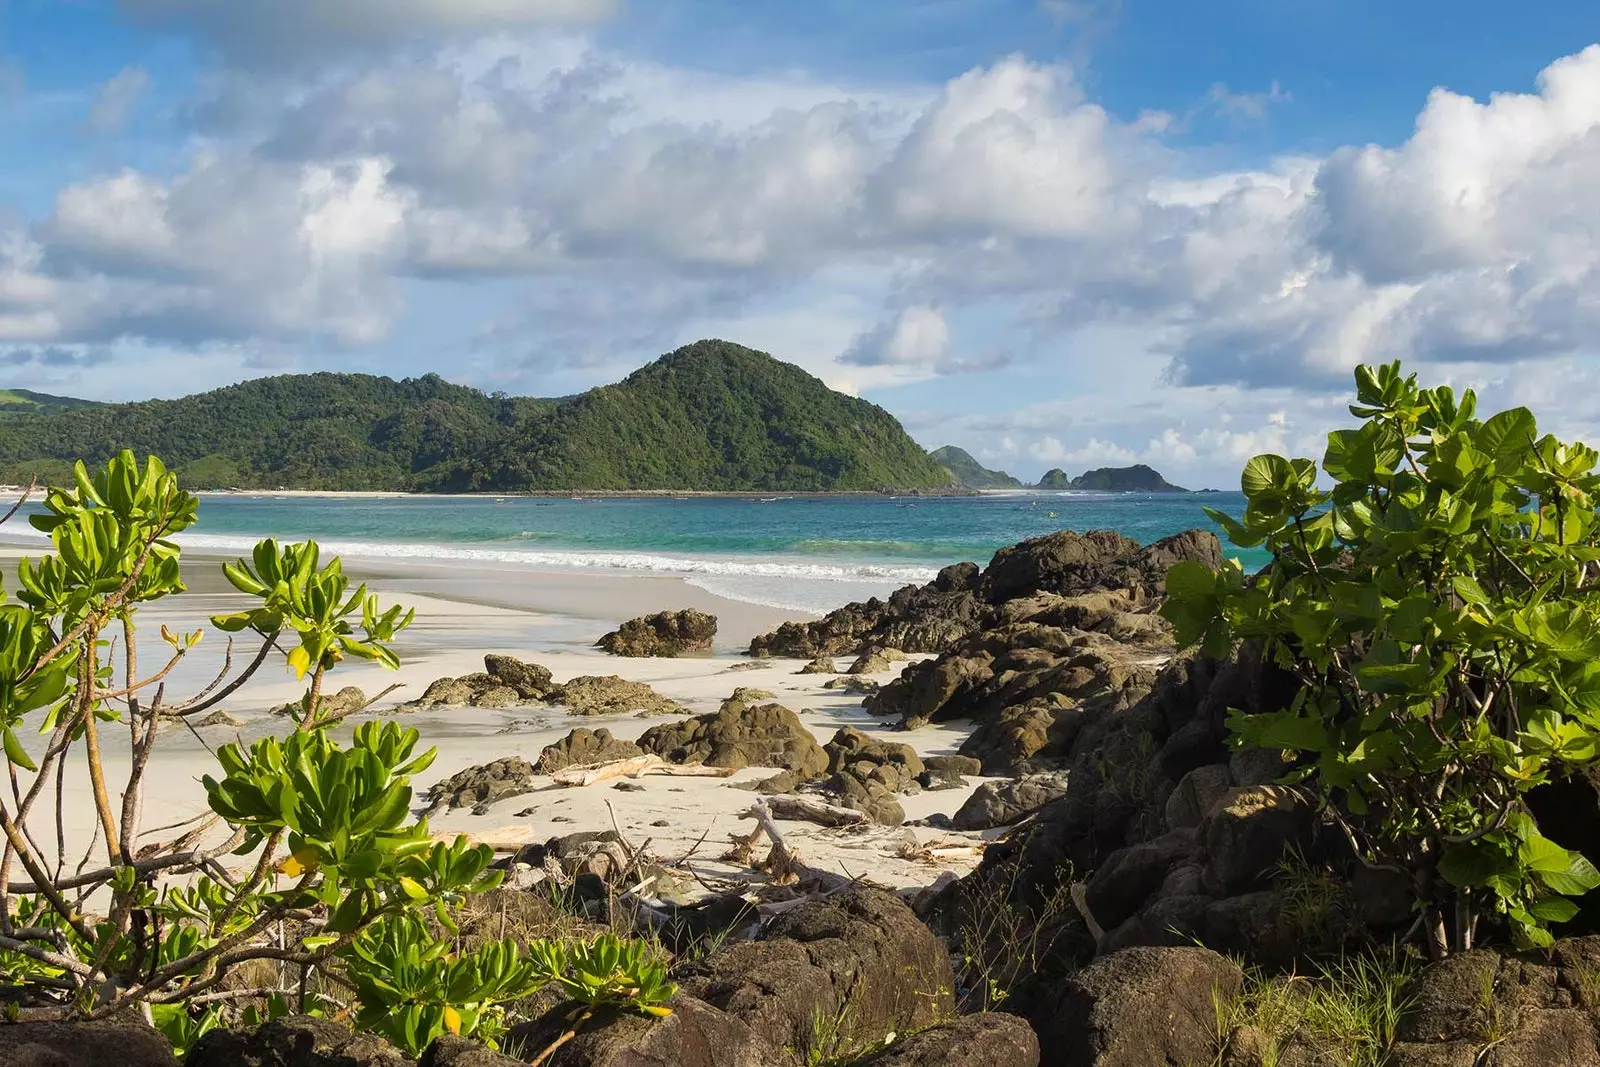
(0, 452, 676, 1060)
(0, 341, 954, 493)
(1164, 361, 1600, 954)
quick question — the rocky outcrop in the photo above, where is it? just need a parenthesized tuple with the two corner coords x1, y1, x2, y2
(867, 596, 1170, 742)
(847, 647, 906, 674)
(749, 561, 986, 658)
(408, 655, 554, 710)
(1035, 946, 1241, 1067)
(597, 609, 718, 657)
(0, 1016, 180, 1067)
(552, 676, 686, 717)
(638, 702, 828, 776)
(978, 529, 1219, 605)
(188, 1016, 410, 1067)
(856, 1014, 1040, 1067)
(679, 887, 954, 1059)
(797, 654, 837, 674)
(534, 727, 644, 774)
(425, 757, 537, 814)
(749, 530, 1217, 662)
(819, 726, 924, 825)
(951, 773, 1070, 831)
(273, 684, 368, 719)
(420, 1036, 528, 1067)
(505, 995, 780, 1067)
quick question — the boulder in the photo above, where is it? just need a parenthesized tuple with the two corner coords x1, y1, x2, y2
(748, 562, 987, 659)
(1200, 787, 1312, 895)
(823, 676, 880, 694)
(960, 697, 1086, 776)
(534, 728, 644, 774)
(855, 1013, 1041, 1067)
(679, 887, 954, 1058)
(551, 676, 686, 717)
(638, 702, 828, 776)
(411, 676, 477, 709)
(420, 1035, 526, 1066)
(504, 995, 779, 1067)
(952, 773, 1070, 831)
(924, 754, 983, 777)
(848, 647, 907, 674)
(825, 726, 925, 792)
(797, 655, 838, 675)
(274, 685, 368, 719)
(597, 609, 719, 658)
(483, 654, 555, 698)
(425, 757, 537, 814)
(1164, 763, 1234, 831)
(1033, 946, 1241, 1067)
(196, 710, 244, 728)
(827, 772, 907, 825)
(0, 1016, 179, 1067)
(979, 529, 1221, 606)
(720, 687, 776, 711)
(188, 1016, 411, 1067)
(473, 685, 521, 709)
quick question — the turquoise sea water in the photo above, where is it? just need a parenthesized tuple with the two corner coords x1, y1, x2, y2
(2, 491, 1256, 612)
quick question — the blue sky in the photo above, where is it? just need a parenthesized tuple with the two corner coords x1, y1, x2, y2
(3, 1, 1600, 487)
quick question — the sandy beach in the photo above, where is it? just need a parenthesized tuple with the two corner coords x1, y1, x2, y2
(10, 544, 997, 899)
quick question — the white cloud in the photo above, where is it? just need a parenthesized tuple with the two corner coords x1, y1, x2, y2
(86, 66, 151, 133)
(7, 30, 1600, 487)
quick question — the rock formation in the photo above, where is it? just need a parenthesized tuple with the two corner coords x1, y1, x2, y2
(597, 608, 718, 657)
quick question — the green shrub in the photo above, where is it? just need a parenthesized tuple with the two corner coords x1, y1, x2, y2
(1164, 361, 1600, 953)
(0, 451, 673, 1060)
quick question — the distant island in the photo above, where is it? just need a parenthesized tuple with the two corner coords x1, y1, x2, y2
(0, 341, 957, 493)
(1036, 464, 1189, 493)
(930, 446, 1022, 489)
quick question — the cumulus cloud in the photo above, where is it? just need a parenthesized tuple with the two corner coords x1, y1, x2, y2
(7, 28, 1600, 483)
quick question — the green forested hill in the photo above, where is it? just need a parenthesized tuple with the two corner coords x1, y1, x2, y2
(0, 341, 954, 492)
(0, 389, 103, 418)
(930, 445, 1021, 489)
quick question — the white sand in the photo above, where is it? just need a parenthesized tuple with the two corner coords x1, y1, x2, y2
(18, 560, 995, 901)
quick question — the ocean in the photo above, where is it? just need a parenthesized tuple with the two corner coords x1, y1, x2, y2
(0, 491, 1256, 613)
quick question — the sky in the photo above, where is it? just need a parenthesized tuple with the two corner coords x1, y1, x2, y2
(3, 2, 1600, 487)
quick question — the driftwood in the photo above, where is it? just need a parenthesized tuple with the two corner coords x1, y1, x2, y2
(760, 794, 868, 828)
(551, 755, 739, 787)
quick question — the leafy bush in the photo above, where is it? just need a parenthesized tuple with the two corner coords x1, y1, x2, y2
(1164, 362, 1600, 954)
(0, 451, 677, 1060)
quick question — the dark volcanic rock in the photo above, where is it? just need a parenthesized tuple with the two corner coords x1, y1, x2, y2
(856, 1013, 1041, 1067)
(504, 995, 780, 1067)
(420, 1036, 526, 1066)
(1035, 946, 1241, 1067)
(796, 654, 837, 674)
(847, 647, 907, 674)
(597, 609, 718, 657)
(979, 529, 1220, 606)
(638, 702, 827, 776)
(0, 1016, 179, 1067)
(534, 727, 644, 774)
(748, 561, 987, 658)
(951, 773, 1070, 831)
(188, 1016, 411, 1067)
(426, 757, 536, 813)
(679, 887, 954, 1058)
(407, 655, 556, 710)
(274, 684, 368, 719)
(552, 676, 686, 717)
(483, 654, 555, 698)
